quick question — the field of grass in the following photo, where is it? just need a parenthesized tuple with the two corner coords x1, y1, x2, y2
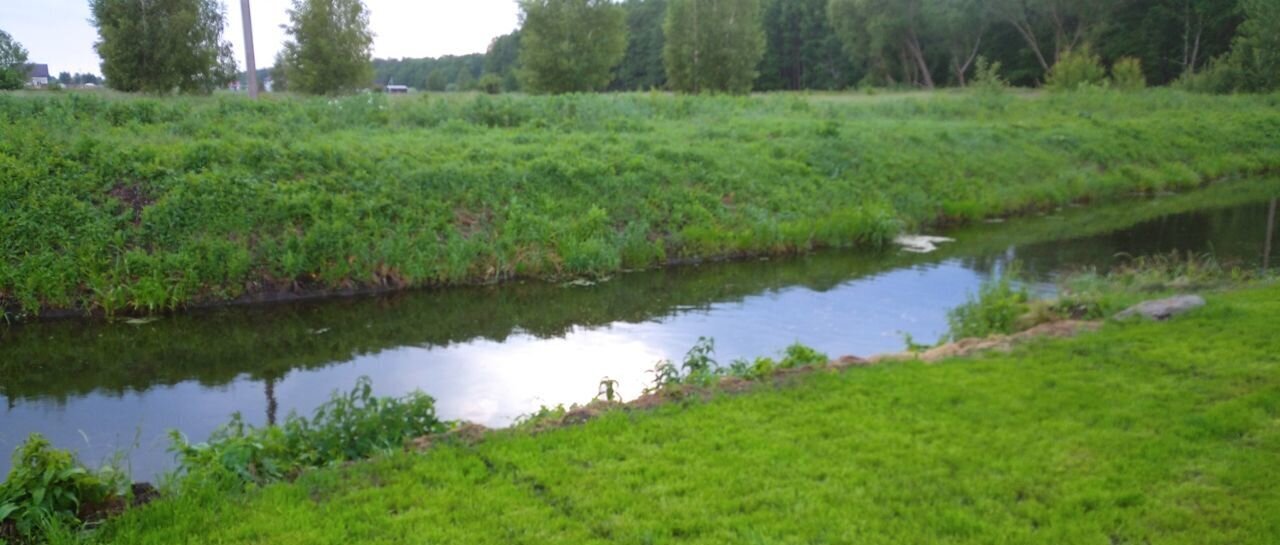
(82, 281, 1280, 544)
(2, 89, 1278, 318)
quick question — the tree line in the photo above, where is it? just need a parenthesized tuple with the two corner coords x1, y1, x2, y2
(3, 0, 1271, 95)
(503, 0, 1276, 93)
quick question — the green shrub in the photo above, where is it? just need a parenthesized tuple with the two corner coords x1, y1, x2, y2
(1046, 48, 1108, 91)
(778, 343, 828, 369)
(478, 74, 503, 95)
(1111, 57, 1147, 91)
(0, 435, 129, 541)
(946, 271, 1031, 341)
(970, 56, 1008, 93)
(170, 377, 447, 487)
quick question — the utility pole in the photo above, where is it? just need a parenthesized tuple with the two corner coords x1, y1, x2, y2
(241, 0, 259, 99)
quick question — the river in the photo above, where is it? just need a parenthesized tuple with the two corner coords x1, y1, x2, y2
(1, 184, 1276, 480)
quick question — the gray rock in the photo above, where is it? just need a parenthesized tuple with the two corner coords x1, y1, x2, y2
(1115, 295, 1206, 321)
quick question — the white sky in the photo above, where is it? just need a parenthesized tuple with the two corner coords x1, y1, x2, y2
(0, 0, 521, 76)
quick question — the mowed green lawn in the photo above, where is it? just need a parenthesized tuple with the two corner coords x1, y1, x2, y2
(94, 283, 1280, 544)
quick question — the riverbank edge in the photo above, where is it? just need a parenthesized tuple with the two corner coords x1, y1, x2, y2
(10, 171, 1278, 324)
(87, 280, 1280, 544)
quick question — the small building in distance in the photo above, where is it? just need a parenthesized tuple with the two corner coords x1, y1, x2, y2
(26, 64, 50, 88)
(386, 85, 409, 94)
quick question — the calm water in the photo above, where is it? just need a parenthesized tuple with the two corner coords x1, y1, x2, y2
(1, 191, 1276, 480)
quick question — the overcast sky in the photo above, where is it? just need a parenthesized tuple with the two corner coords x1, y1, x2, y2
(0, 0, 521, 76)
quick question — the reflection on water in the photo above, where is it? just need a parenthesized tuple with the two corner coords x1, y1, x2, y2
(1, 188, 1277, 480)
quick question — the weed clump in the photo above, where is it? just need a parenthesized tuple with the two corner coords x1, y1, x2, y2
(170, 377, 447, 488)
(0, 435, 130, 542)
(946, 270, 1031, 341)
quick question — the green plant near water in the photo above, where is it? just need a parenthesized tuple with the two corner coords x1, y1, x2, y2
(595, 378, 621, 402)
(0, 435, 128, 543)
(2, 91, 1278, 320)
(946, 269, 1031, 341)
(169, 377, 447, 488)
(1057, 251, 1267, 317)
(942, 252, 1268, 343)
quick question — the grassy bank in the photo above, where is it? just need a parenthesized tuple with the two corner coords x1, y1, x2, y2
(2, 90, 1279, 318)
(83, 281, 1280, 544)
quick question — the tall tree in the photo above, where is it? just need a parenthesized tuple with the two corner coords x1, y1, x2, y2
(1098, 0, 1240, 85)
(0, 29, 28, 90)
(454, 65, 475, 91)
(1197, 0, 1280, 91)
(425, 69, 448, 91)
(517, 0, 628, 94)
(280, 0, 375, 95)
(759, 0, 854, 90)
(828, 0, 937, 88)
(89, 0, 237, 93)
(988, 0, 1112, 74)
(612, 0, 668, 91)
(484, 31, 522, 91)
(270, 50, 289, 92)
(928, 0, 991, 86)
(664, 0, 766, 94)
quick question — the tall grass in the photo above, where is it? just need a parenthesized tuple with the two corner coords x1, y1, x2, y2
(2, 90, 1278, 318)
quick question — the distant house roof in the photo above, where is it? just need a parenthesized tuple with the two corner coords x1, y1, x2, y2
(27, 64, 50, 79)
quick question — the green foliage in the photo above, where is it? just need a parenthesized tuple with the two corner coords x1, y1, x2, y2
(484, 32, 522, 92)
(424, 69, 448, 92)
(1181, 0, 1280, 93)
(453, 66, 476, 92)
(970, 56, 1009, 92)
(680, 336, 718, 384)
(0, 435, 127, 541)
(0, 30, 28, 91)
(757, 0, 854, 91)
(828, 0, 938, 88)
(664, 0, 766, 94)
(596, 378, 621, 402)
(478, 74, 503, 94)
(1045, 47, 1108, 91)
(1111, 57, 1147, 91)
(170, 377, 447, 488)
(517, 0, 628, 94)
(88, 0, 236, 94)
(1, 92, 1278, 319)
(281, 0, 375, 95)
(778, 342, 828, 369)
(98, 285, 1280, 544)
(1061, 252, 1263, 309)
(612, 0, 668, 91)
(946, 270, 1030, 341)
(373, 55, 484, 91)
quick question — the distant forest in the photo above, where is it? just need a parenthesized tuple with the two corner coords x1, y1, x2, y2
(366, 0, 1244, 93)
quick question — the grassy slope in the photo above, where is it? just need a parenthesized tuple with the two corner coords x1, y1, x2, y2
(2, 90, 1279, 317)
(98, 283, 1280, 544)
